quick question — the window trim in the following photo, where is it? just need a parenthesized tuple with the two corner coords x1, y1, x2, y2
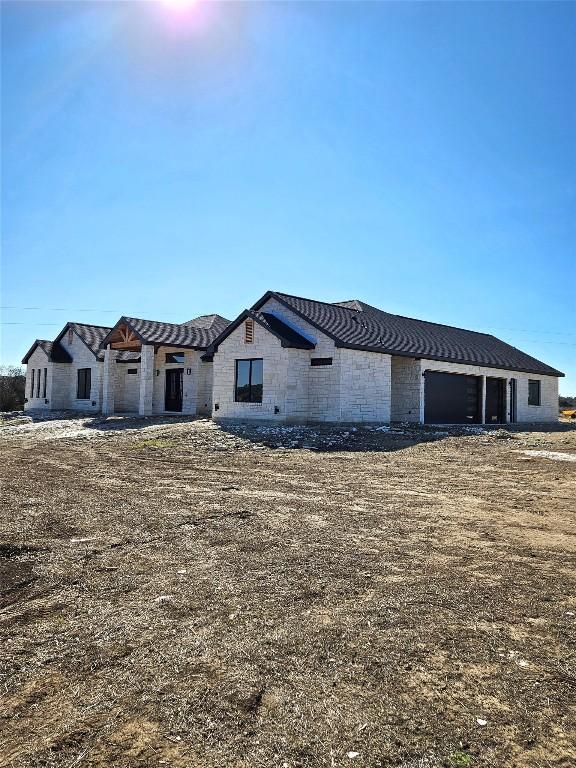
(77, 368, 92, 400)
(528, 379, 541, 407)
(165, 352, 185, 364)
(234, 358, 263, 404)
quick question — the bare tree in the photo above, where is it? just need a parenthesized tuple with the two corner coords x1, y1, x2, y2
(0, 365, 26, 411)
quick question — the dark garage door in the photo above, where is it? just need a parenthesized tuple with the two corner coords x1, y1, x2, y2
(425, 371, 481, 424)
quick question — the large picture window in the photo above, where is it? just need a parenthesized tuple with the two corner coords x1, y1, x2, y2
(77, 368, 91, 400)
(235, 359, 263, 403)
(528, 379, 541, 406)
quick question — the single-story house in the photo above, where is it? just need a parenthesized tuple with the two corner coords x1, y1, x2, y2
(206, 291, 563, 424)
(22, 291, 563, 424)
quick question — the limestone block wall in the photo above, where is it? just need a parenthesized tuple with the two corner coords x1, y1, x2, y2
(151, 347, 204, 415)
(339, 348, 391, 423)
(197, 359, 213, 415)
(259, 297, 343, 422)
(24, 348, 51, 411)
(391, 356, 421, 422)
(58, 330, 102, 413)
(212, 320, 290, 421)
(115, 365, 140, 413)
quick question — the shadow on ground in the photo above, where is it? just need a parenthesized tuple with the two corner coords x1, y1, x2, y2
(2, 409, 575, 454)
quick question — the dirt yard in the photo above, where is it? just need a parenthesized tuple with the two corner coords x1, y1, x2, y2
(1, 413, 575, 768)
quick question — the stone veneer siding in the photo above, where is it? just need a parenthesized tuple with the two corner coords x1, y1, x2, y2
(391, 356, 422, 423)
(212, 299, 392, 424)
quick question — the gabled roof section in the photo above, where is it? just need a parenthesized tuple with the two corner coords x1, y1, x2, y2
(100, 315, 228, 351)
(22, 339, 72, 364)
(52, 322, 140, 362)
(207, 309, 315, 355)
(250, 291, 564, 377)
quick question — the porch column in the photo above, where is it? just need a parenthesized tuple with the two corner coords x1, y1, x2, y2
(504, 377, 511, 423)
(418, 362, 425, 424)
(139, 344, 155, 416)
(102, 346, 117, 415)
(480, 375, 486, 424)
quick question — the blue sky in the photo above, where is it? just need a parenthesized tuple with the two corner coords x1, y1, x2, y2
(1, 1, 574, 393)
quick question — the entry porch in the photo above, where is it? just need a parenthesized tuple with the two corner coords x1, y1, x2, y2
(100, 320, 213, 417)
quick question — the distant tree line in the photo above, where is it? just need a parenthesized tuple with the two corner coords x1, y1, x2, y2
(0, 366, 25, 411)
(559, 395, 576, 410)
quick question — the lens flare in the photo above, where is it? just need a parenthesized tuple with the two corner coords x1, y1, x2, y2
(161, 0, 197, 11)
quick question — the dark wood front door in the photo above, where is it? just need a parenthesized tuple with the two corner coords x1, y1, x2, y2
(165, 369, 183, 412)
(485, 377, 506, 424)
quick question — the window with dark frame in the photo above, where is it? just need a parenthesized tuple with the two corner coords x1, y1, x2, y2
(127, 368, 138, 374)
(235, 359, 263, 403)
(310, 358, 333, 366)
(30, 369, 35, 398)
(528, 379, 541, 406)
(36, 369, 41, 398)
(42, 368, 47, 398)
(165, 353, 185, 364)
(77, 368, 91, 400)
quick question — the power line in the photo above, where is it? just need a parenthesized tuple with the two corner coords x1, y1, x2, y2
(1, 306, 574, 342)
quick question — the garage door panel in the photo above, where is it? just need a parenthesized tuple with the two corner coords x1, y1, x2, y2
(425, 371, 481, 424)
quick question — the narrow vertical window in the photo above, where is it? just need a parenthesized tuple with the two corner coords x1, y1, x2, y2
(244, 318, 254, 344)
(43, 368, 47, 398)
(30, 369, 35, 398)
(77, 368, 91, 399)
(68, 329, 74, 345)
(36, 369, 41, 398)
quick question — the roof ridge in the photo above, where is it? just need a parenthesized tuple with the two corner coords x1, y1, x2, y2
(273, 291, 362, 313)
(69, 322, 112, 330)
(123, 315, 184, 326)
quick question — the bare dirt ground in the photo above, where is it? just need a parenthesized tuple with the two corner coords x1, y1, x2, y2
(1, 413, 575, 768)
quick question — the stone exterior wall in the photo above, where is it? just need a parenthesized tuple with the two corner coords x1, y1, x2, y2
(339, 347, 391, 423)
(115, 364, 140, 413)
(24, 330, 102, 413)
(212, 302, 392, 424)
(58, 329, 102, 413)
(24, 347, 51, 411)
(151, 347, 205, 416)
(197, 360, 214, 415)
(391, 356, 422, 422)
(212, 319, 290, 421)
(421, 359, 559, 424)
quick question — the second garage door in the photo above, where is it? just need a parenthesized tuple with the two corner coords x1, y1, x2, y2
(424, 371, 481, 424)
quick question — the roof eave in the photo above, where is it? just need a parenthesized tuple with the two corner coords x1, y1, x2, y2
(336, 341, 564, 376)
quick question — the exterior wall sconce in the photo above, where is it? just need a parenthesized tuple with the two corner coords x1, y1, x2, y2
(274, 406, 280, 414)
(186, 368, 192, 375)
(214, 403, 219, 411)
(156, 370, 160, 376)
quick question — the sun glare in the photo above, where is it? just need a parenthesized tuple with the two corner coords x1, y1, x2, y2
(161, 0, 197, 11)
